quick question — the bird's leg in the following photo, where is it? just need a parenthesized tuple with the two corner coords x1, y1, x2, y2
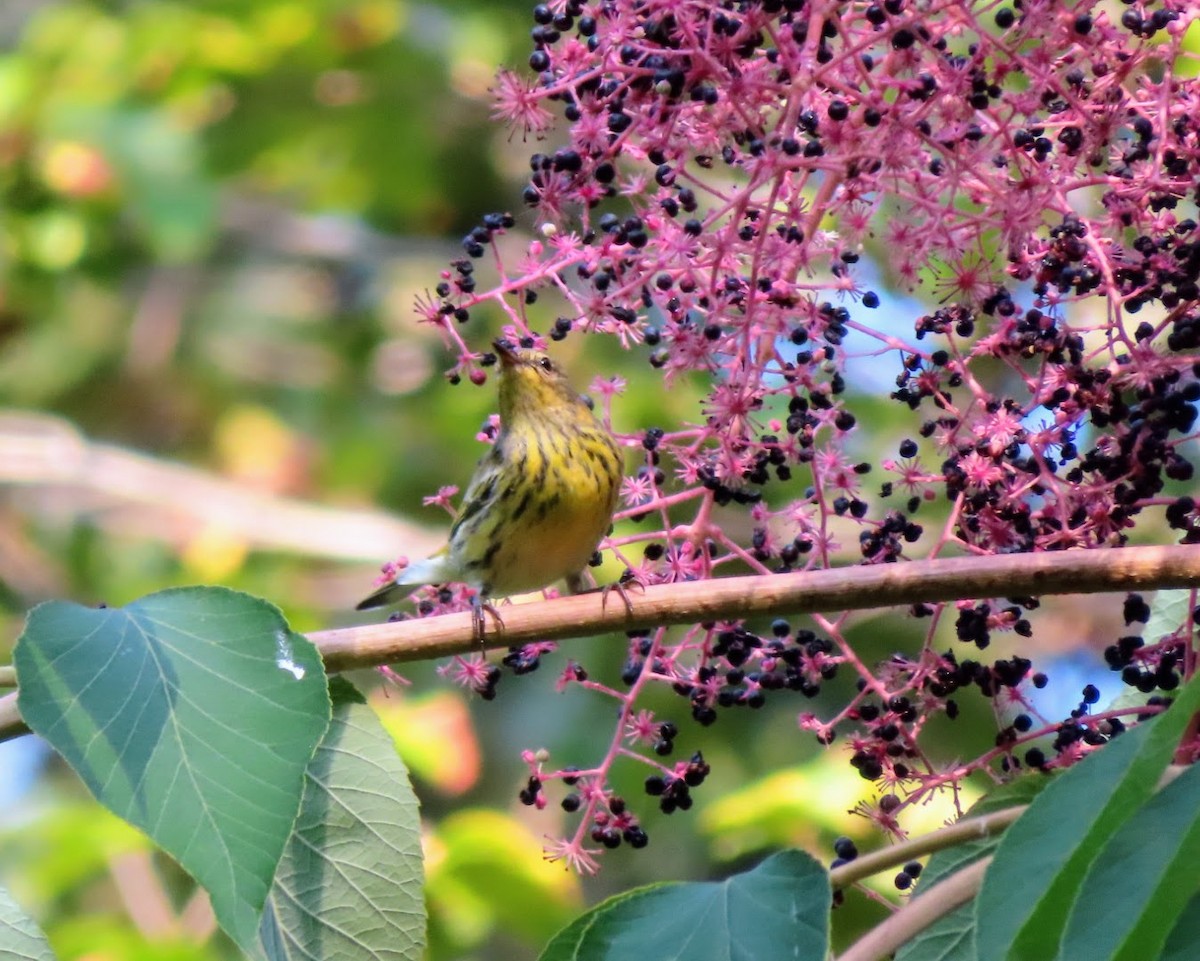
(567, 569, 639, 617)
(600, 570, 639, 616)
(469, 593, 505, 650)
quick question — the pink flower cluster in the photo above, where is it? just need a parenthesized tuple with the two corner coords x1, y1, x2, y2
(415, 0, 1200, 867)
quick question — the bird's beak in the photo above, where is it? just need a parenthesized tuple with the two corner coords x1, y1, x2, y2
(493, 339, 517, 367)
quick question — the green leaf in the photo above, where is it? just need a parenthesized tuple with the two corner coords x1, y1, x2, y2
(922, 776, 1050, 891)
(976, 673, 1200, 961)
(900, 908, 974, 961)
(14, 587, 330, 954)
(259, 677, 425, 961)
(1140, 590, 1191, 655)
(538, 850, 829, 961)
(0, 885, 54, 961)
(897, 776, 1052, 961)
(1109, 590, 1191, 714)
(1162, 890, 1200, 960)
(1059, 762, 1200, 961)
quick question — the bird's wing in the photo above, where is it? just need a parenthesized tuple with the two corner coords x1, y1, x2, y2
(447, 444, 508, 543)
(357, 446, 508, 612)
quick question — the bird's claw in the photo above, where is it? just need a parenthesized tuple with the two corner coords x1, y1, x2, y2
(470, 594, 505, 651)
(600, 571, 641, 616)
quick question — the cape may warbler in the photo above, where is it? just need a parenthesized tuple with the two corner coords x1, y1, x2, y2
(358, 338, 623, 632)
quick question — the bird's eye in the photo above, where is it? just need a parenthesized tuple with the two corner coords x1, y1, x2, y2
(539, 357, 554, 371)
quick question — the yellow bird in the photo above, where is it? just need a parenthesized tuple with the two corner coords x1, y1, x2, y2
(358, 338, 623, 633)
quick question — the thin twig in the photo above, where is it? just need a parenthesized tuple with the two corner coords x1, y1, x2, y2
(108, 851, 181, 939)
(178, 886, 217, 941)
(0, 692, 26, 740)
(828, 805, 1026, 889)
(835, 857, 991, 961)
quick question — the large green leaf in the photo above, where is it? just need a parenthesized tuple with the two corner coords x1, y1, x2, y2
(976, 673, 1200, 961)
(1162, 890, 1200, 960)
(1060, 761, 1200, 961)
(0, 885, 54, 961)
(538, 850, 828, 961)
(14, 587, 330, 953)
(896, 776, 1051, 961)
(259, 677, 425, 961)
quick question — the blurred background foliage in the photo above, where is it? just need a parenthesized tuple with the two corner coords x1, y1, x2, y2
(0, 2, 1126, 959)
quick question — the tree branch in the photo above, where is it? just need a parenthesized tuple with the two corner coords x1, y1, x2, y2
(0, 410, 442, 564)
(316, 544, 1200, 670)
(4, 544, 1199, 744)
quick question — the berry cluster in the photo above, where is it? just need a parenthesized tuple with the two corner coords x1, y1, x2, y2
(644, 751, 710, 815)
(413, 0, 1200, 869)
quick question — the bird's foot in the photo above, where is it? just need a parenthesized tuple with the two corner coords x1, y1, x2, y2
(469, 594, 505, 650)
(566, 569, 639, 616)
(599, 569, 641, 616)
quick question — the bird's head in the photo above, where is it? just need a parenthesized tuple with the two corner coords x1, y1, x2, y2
(493, 338, 587, 423)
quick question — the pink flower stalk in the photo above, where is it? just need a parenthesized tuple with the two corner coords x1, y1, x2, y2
(415, 0, 1200, 867)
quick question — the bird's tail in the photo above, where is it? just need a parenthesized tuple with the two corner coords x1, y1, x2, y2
(355, 556, 451, 611)
(355, 581, 413, 611)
